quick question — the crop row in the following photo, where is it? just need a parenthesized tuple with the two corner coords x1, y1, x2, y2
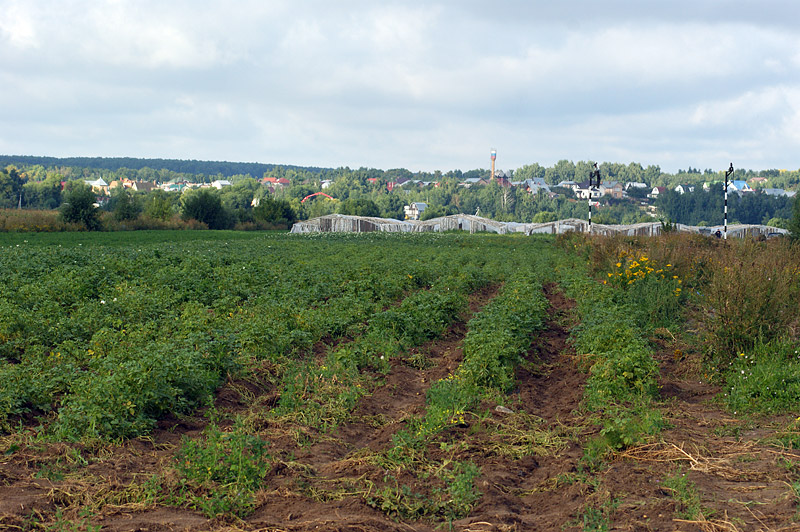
(271, 266, 489, 432)
(360, 267, 551, 521)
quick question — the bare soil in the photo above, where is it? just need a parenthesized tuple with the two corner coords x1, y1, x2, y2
(1, 285, 798, 531)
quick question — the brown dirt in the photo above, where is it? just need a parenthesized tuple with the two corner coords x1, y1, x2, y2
(2, 284, 799, 531)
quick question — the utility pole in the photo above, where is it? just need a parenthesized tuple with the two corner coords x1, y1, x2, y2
(588, 163, 600, 233)
(724, 163, 733, 240)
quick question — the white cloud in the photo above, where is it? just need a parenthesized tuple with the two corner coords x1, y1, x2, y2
(0, 1, 39, 49)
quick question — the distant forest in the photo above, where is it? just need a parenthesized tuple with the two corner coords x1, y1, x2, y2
(0, 155, 321, 180)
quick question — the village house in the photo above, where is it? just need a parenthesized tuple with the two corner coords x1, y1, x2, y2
(494, 176, 513, 188)
(108, 178, 156, 192)
(513, 178, 551, 195)
(762, 188, 795, 197)
(648, 186, 667, 199)
(574, 181, 603, 199)
(726, 180, 753, 195)
(459, 177, 489, 188)
(262, 177, 291, 188)
(84, 178, 109, 194)
(674, 184, 695, 195)
(403, 202, 427, 220)
(599, 181, 624, 199)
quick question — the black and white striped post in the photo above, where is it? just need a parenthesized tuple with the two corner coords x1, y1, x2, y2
(588, 163, 600, 233)
(724, 163, 733, 240)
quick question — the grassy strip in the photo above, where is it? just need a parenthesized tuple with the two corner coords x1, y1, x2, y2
(558, 266, 663, 462)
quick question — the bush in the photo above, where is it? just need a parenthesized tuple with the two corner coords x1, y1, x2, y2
(419, 204, 458, 221)
(459, 276, 547, 392)
(144, 189, 175, 221)
(112, 189, 142, 221)
(252, 196, 296, 228)
(337, 198, 380, 217)
(0, 208, 77, 232)
(175, 424, 271, 517)
(181, 188, 234, 229)
(59, 182, 101, 230)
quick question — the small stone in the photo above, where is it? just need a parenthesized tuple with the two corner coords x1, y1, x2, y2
(495, 405, 514, 414)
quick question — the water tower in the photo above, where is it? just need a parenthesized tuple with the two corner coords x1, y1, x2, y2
(490, 149, 497, 181)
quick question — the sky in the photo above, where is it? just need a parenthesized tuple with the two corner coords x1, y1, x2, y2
(2, 1, 800, 175)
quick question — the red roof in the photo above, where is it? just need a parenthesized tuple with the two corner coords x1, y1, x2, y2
(261, 177, 290, 185)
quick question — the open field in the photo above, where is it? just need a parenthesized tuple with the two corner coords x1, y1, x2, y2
(1, 231, 799, 531)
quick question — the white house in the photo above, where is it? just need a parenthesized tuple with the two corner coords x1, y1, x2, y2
(211, 179, 232, 189)
(575, 182, 603, 199)
(674, 184, 695, 195)
(403, 202, 428, 220)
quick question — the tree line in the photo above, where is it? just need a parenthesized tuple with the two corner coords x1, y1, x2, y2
(656, 187, 795, 227)
(1, 157, 799, 231)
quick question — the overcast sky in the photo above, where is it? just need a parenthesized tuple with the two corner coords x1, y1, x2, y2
(2, 1, 800, 174)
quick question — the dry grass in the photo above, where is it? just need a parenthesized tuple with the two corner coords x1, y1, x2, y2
(620, 441, 768, 482)
(484, 411, 570, 459)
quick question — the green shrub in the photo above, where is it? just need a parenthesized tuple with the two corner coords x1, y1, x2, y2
(180, 188, 233, 229)
(584, 347, 659, 410)
(59, 182, 101, 231)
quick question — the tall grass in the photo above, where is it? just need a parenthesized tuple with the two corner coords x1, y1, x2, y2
(695, 239, 800, 366)
(569, 232, 800, 369)
(0, 208, 267, 232)
(0, 208, 79, 232)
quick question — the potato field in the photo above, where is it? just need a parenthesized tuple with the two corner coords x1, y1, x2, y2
(1, 230, 799, 531)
